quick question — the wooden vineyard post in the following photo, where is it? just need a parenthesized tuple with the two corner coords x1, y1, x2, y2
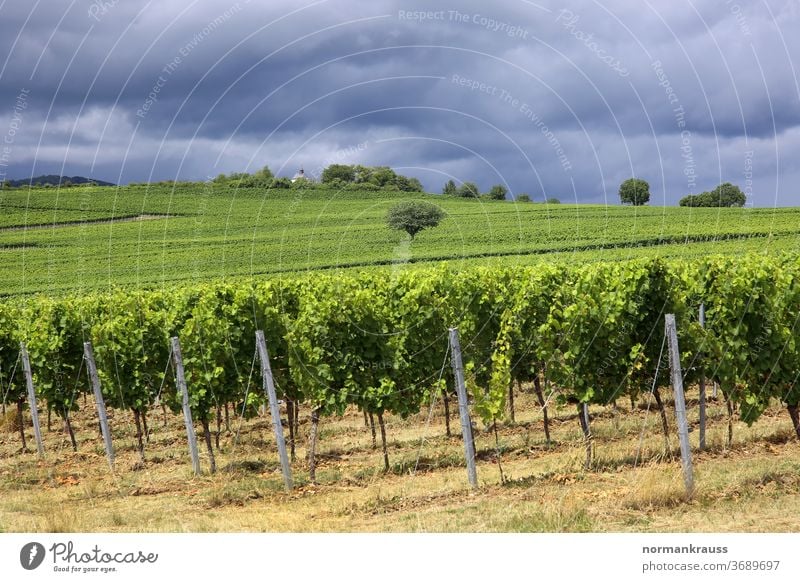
(19, 343, 44, 457)
(83, 342, 115, 469)
(698, 303, 706, 451)
(448, 328, 478, 489)
(665, 314, 694, 499)
(255, 331, 293, 491)
(171, 337, 201, 476)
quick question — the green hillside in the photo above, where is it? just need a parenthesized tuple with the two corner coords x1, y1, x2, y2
(0, 183, 797, 296)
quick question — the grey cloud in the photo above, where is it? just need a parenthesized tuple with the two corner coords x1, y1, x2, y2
(0, 0, 798, 206)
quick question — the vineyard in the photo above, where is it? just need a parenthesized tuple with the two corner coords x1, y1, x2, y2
(1, 254, 799, 531)
(3, 184, 800, 531)
(1, 185, 799, 296)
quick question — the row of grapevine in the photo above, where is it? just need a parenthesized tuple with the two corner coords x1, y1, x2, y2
(1, 254, 799, 479)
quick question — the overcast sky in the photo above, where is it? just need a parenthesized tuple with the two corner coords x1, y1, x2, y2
(0, 0, 798, 205)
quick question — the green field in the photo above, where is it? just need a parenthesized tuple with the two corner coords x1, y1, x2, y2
(1, 184, 798, 296)
(3, 184, 800, 534)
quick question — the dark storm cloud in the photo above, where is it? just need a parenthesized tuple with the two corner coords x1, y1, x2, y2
(1, 0, 798, 205)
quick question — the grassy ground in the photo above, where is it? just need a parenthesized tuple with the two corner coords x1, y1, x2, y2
(1, 385, 798, 532)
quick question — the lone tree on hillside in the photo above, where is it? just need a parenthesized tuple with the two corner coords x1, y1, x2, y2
(387, 201, 445, 239)
(619, 178, 650, 206)
(456, 182, 480, 198)
(488, 184, 508, 200)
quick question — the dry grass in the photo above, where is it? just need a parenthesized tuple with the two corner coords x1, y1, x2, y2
(1, 387, 799, 533)
(0, 408, 21, 434)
